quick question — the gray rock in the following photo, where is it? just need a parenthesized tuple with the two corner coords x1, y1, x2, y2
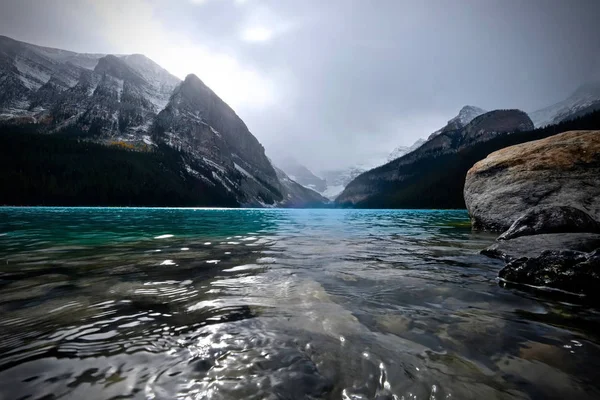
(465, 130, 600, 232)
(482, 233, 600, 262)
(498, 249, 600, 297)
(498, 206, 600, 241)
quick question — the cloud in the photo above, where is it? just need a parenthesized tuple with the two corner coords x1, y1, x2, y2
(86, 0, 279, 111)
(242, 27, 273, 42)
(2, 0, 599, 170)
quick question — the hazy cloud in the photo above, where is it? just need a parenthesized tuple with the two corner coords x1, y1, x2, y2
(1, 0, 599, 170)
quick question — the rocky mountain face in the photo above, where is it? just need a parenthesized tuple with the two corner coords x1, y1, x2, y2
(428, 105, 487, 140)
(529, 82, 600, 128)
(336, 109, 534, 207)
(0, 36, 325, 207)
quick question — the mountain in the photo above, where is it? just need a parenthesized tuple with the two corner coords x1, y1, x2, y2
(428, 105, 487, 140)
(272, 157, 327, 193)
(387, 138, 426, 163)
(273, 166, 329, 207)
(0, 36, 325, 207)
(319, 166, 367, 200)
(324, 106, 486, 201)
(336, 109, 535, 207)
(529, 82, 600, 128)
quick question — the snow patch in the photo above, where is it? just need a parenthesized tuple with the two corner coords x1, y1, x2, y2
(14, 56, 51, 90)
(322, 184, 346, 200)
(234, 163, 259, 183)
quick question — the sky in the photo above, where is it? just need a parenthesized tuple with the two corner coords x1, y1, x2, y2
(1, 0, 599, 171)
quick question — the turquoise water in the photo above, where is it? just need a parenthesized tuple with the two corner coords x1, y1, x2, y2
(0, 207, 599, 399)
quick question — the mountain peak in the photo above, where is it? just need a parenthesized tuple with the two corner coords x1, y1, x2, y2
(455, 105, 487, 124)
(94, 54, 145, 85)
(428, 105, 487, 140)
(459, 105, 486, 114)
(184, 73, 205, 86)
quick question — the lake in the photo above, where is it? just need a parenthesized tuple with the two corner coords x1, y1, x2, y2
(0, 207, 599, 400)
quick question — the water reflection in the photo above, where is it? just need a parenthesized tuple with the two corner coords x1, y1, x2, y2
(0, 208, 599, 399)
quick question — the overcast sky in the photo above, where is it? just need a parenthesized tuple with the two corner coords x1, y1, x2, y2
(1, 0, 599, 170)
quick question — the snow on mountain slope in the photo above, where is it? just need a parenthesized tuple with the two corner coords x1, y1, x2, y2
(529, 82, 600, 128)
(120, 54, 180, 111)
(387, 138, 426, 163)
(272, 156, 327, 193)
(319, 166, 368, 200)
(273, 166, 329, 207)
(428, 106, 487, 140)
(0, 36, 180, 122)
(0, 36, 326, 208)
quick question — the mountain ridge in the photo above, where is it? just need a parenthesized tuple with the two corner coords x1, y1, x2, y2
(0, 35, 325, 208)
(336, 109, 534, 207)
(529, 81, 600, 128)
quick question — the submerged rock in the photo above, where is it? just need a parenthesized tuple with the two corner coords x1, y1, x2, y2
(482, 233, 600, 262)
(498, 206, 600, 241)
(498, 249, 600, 297)
(465, 130, 600, 232)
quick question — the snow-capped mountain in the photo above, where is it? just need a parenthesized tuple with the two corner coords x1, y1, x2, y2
(337, 109, 534, 207)
(428, 105, 487, 140)
(271, 156, 327, 193)
(317, 106, 486, 200)
(529, 82, 600, 128)
(318, 166, 367, 200)
(387, 138, 426, 163)
(272, 166, 328, 207)
(0, 35, 325, 207)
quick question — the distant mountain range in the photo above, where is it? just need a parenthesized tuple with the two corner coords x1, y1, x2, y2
(0, 35, 326, 207)
(277, 105, 488, 200)
(529, 82, 600, 128)
(2, 35, 599, 208)
(336, 109, 535, 207)
(331, 83, 600, 204)
(336, 107, 600, 208)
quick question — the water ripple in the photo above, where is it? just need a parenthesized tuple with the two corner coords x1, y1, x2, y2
(1, 208, 600, 399)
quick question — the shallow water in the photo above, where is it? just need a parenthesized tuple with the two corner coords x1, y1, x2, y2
(1, 207, 599, 400)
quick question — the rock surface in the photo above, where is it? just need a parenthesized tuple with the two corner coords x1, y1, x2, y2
(498, 249, 600, 297)
(465, 130, 600, 232)
(482, 233, 600, 262)
(498, 206, 600, 241)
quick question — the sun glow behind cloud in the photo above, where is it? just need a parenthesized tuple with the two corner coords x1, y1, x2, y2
(242, 26, 273, 42)
(88, 0, 277, 111)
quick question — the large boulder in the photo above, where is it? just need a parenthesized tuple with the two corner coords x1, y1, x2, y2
(464, 130, 600, 232)
(497, 205, 600, 241)
(498, 249, 600, 297)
